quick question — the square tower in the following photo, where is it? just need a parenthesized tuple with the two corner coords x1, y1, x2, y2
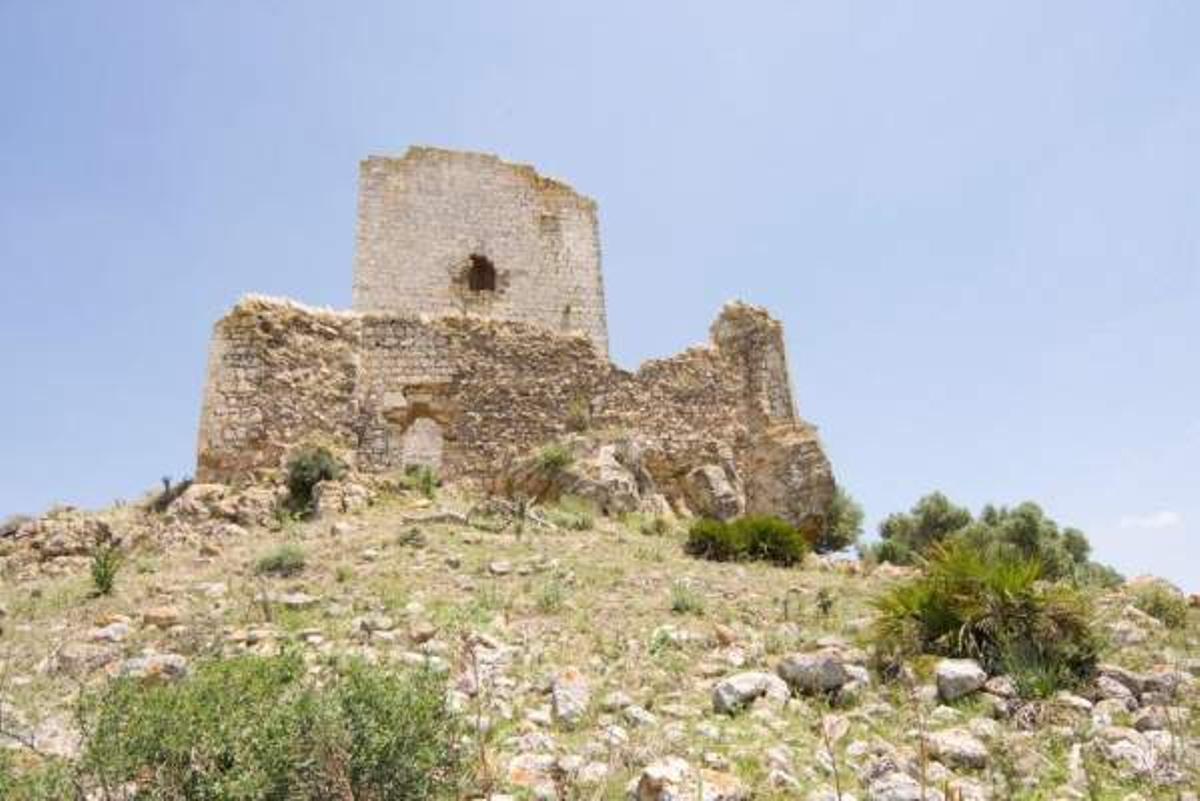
(352, 147, 609, 356)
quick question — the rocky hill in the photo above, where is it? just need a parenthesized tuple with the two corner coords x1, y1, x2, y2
(0, 469, 1197, 800)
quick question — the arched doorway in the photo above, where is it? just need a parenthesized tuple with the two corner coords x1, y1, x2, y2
(400, 417, 444, 470)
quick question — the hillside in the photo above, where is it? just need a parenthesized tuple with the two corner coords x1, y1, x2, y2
(0, 472, 1196, 800)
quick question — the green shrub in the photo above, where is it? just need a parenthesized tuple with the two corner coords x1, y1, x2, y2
(78, 651, 463, 800)
(1132, 583, 1189, 629)
(285, 446, 343, 515)
(640, 515, 671, 537)
(543, 495, 595, 531)
(685, 516, 808, 567)
(814, 487, 863, 553)
(400, 465, 439, 499)
(862, 538, 918, 566)
(565, 397, 591, 432)
(536, 579, 566, 613)
(0, 752, 74, 801)
(90, 544, 122, 597)
(256, 543, 307, 577)
(536, 443, 573, 473)
(874, 493, 1118, 582)
(685, 518, 748, 562)
(872, 541, 1100, 697)
(878, 492, 972, 555)
(739, 515, 809, 566)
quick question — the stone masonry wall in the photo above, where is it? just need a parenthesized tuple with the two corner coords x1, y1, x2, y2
(352, 147, 609, 357)
(196, 298, 834, 527)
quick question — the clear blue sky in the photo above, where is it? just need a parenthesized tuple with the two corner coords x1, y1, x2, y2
(1, 2, 1196, 589)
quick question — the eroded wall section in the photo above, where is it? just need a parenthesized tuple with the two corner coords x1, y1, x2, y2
(196, 298, 832, 526)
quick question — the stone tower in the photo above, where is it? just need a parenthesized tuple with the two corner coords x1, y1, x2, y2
(352, 147, 609, 356)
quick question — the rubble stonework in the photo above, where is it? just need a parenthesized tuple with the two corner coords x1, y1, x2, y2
(353, 147, 608, 356)
(195, 149, 834, 527)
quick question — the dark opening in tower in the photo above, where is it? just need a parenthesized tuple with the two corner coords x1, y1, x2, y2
(467, 255, 496, 292)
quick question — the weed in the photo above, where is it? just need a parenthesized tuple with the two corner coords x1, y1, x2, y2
(536, 443, 573, 474)
(670, 581, 705, 616)
(816, 587, 835, 618)
(255, 543, 307, 578)
(536, 579, 566, 613)
(543, 495, 595, 531)
(89, 545, 121, 597)
(401, 465, 440, 499)
(640, 515, 671, 537)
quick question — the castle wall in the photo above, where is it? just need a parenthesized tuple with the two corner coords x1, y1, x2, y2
(352, 148, 609, 356)
(195, 298, 833, 527)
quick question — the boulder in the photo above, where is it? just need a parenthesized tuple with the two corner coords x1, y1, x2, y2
(935, 659, 987, 702)
(683, 464, 744, 521)
(120, 653, 188, 683)
(926, 728, 989, 769)
(54, 642, 119, 676)
(777, 648, 850, 694)
(712, 671, 790, 714)
(867, 771, 944, 801)
(551, 668, 590, 728)
(629, 757, 747, 801)
(141, 605, 182, 629)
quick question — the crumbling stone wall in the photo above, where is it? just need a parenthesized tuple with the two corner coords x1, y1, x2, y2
(195, 298, 834, 527)
(352, 147, 609, 356)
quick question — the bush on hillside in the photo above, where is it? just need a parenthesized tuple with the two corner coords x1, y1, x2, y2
(870, 492, 1117, 584)
(535, 443, 573, 474)
(686, 515, 808, 567)
(89, 544, 122, 597)
(1132, 582, 1190, 629)
(400, 464, 440, 499)
(873, 541, 1100, 697)
(255, 543, 307, 577)
(813, 486, 863, 553)
(285, 445, 343, 516)
(150, 475, 193, 513)
(877, 492, 972, 555)
(76, 652, 463, 800)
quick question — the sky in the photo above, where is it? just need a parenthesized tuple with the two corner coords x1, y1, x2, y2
(0, 2, 1196, 590)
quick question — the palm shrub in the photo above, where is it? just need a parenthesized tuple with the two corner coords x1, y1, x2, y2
(78, 651, 463, 800)
(872, 541, 1100, 697)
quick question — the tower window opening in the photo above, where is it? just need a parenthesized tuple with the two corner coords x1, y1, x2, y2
(467, 255, 496, 292)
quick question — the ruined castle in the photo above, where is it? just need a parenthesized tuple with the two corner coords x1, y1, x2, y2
(196, 147, 834, 526)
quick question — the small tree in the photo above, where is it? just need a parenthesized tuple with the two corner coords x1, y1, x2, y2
(814, 487, 863, 553)
(878, 491, 972, 554)
(285, 446, 343, 516)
